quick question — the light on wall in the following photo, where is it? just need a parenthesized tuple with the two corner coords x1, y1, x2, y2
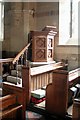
(0, 2, 4, 41)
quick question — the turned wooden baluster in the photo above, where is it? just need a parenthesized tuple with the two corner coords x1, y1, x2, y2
(21, 54, 24, 65)
(25, 49, 28, 66)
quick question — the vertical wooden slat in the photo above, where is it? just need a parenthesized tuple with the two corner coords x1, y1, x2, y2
(32, 76, 35, 91)
(44, 73, 46, 87)
(40, 74, 42, 87)
(30, 71, 53, 91)
(31, 77, 33, 91)
(35, 76, 37, 90)
(48, 72, 53, 83)
(39, 74, 42, 88)
(46, 73, 48, 86)
(34, 76, 37, 90)
(32, 77, 34, 90)
(37, 75, 41, 89)
(41, 74, 44, 87)
(43, 74, 45, 87)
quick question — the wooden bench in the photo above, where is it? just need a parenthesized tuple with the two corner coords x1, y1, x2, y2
(0, 63, 29, 120)
(1, 82, 27, 120)
(22, 63, 80, 119)
(0, 94, 22, 120)
(22, 62, 64, 106)
(46, 68, 80, 118)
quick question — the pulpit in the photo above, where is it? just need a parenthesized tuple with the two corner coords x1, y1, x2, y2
(29, 26, 57, 62)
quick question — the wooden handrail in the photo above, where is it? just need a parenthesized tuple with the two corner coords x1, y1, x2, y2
(12, 42, 31, 64)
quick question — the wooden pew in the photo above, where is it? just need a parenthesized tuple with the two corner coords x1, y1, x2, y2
(18, 61, 80, 119)
(72, 98, 80, 120)
(0, 62, 28, 120)
(45, 68, 80, 118)
(22, 62, 64, 106)
(1, 82, 27, 120)
(69, 68, 80, 87)
(0, 94, 17, 111)
(0, 94, 22, 120)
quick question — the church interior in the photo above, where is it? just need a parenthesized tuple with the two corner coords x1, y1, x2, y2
(0, 1, 80, 120)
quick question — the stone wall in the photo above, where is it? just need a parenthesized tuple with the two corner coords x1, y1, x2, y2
(2, 2, 37, 52)
(54, 36, 80, 70)
(3, 2, 58, 52)
(2, 2, 80, 70)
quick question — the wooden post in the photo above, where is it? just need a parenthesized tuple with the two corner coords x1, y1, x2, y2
(22, 66, 31, 106)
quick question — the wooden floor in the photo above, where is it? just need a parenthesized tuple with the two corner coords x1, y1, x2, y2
(26, 110, 45, 120)
(32, 100, 73, 116)
(26, 102, 72, 120)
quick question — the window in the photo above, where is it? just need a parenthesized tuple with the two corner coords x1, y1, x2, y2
(59, 0, 79, 45)
(0, 1, 4, 41)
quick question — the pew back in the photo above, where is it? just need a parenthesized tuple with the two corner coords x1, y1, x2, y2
(22, 62, 64, 106)
(2, 83, 26, 120)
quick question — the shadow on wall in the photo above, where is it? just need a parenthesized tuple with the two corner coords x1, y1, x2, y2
(2, 51, 18, 59)
(61, 56, 79, 71)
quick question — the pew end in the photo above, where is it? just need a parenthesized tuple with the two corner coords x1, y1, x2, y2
(0, 94, 22, 120)
(72, 98, 80, 120)
(45, 70, 68, 117)
(45, 68, 80, 118)
(0, 82, 27, 120)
